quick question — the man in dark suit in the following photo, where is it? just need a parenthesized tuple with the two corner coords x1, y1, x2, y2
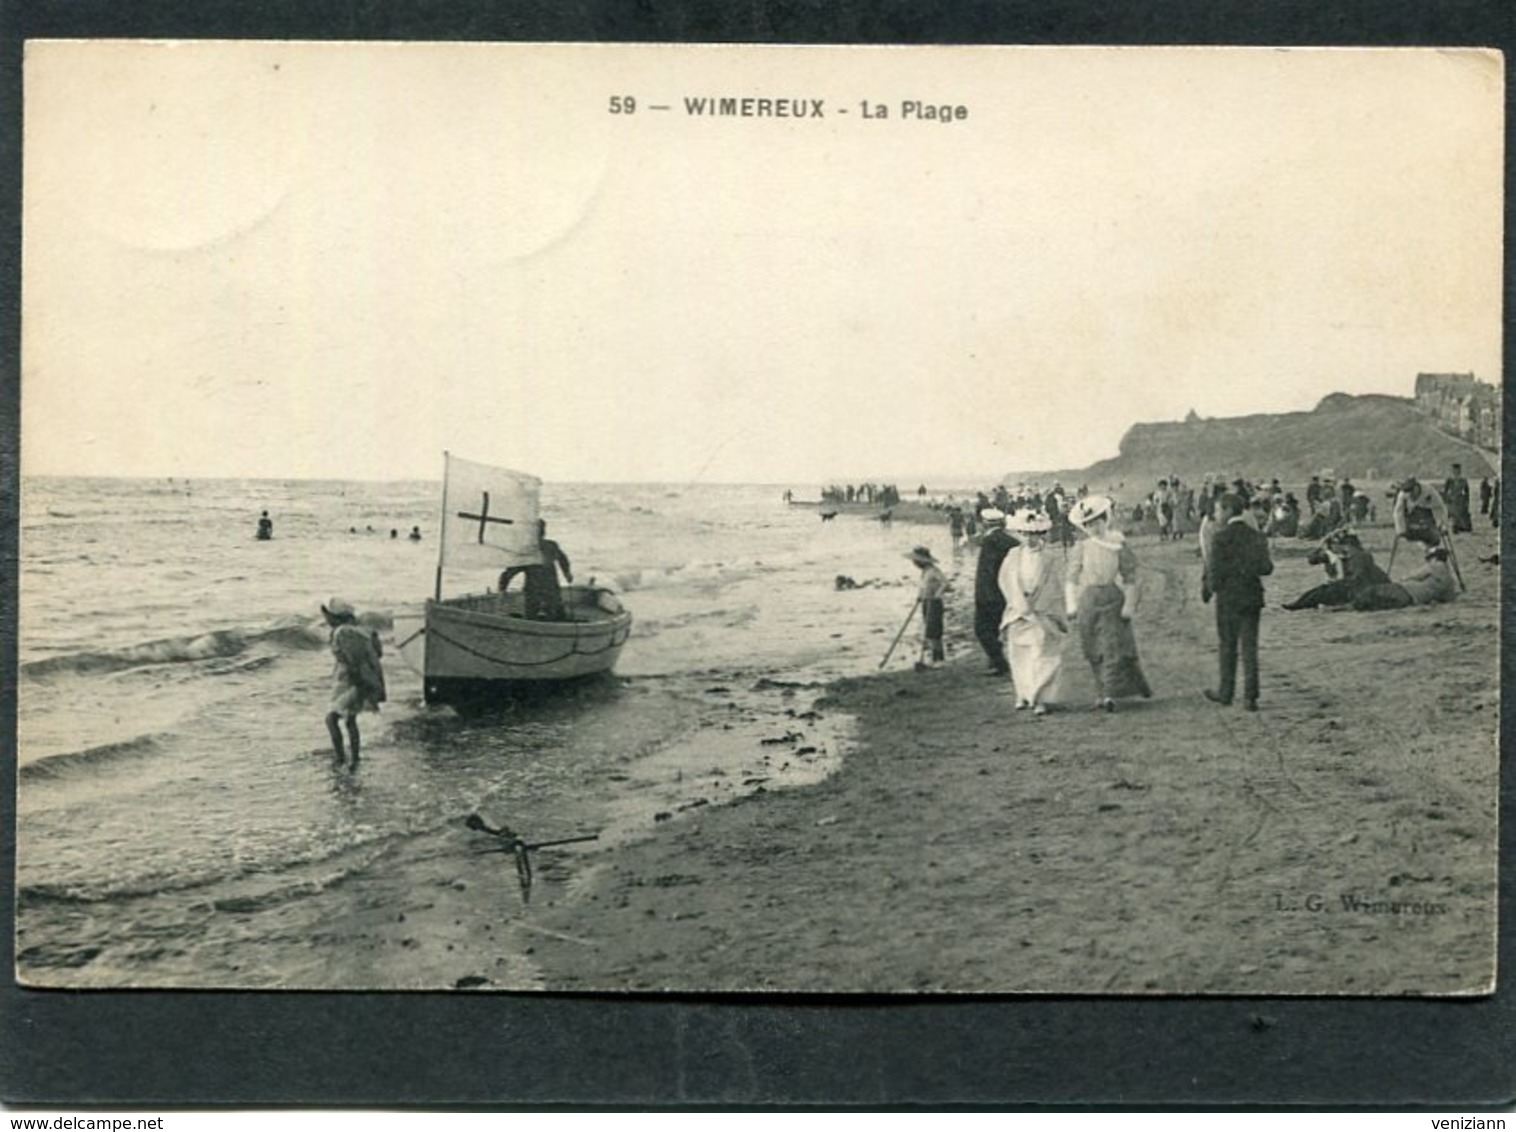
(1203, 493, 1274, 711)
(1443, 462, 1472, 533)
(972, 509, 1019, 675)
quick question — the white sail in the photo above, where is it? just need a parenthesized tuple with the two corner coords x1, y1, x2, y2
(439, 454, 542, 572)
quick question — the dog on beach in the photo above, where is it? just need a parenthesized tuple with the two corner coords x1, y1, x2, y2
(819, 510, 838, 522)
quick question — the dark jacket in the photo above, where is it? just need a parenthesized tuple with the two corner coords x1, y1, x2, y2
(1206, 519, 1274, 611)
(1338, 544, 1389, 590)
(974, 528, 1020, 605)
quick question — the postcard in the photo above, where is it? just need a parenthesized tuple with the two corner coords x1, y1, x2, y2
(16, 40, 1502, 996)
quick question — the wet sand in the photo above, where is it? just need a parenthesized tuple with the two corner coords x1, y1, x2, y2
(521, 521, 1499, 995)
(301, 520, 1498, 996)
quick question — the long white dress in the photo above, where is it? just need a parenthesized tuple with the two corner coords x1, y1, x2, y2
(997, 544, 1067, 706)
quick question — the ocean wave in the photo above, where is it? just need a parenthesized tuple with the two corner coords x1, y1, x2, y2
(612, 558, 758, 593)
(19, 734, 165, 783)
(207, 865, 366, 914)
(21, 621, 332, 680)
(630, 606, 759, 638)
(17, 831, 405, 910)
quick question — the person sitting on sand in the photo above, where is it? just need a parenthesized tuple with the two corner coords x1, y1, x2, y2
(1065, 495, 1151, 712)
(1282, 529, 1389, 610)
(908, 545, 948, 671)
(1351, 546, 1458, 611)
(321, 597, 385, 770)
(499, 519, 574, 620)
(408, 525, 422, 541)
(998, 510, 1067, 716)
(1393, 477, 1448, 548)
(1301, 483, 1345, 541)
(1267, 494, 1300, 539)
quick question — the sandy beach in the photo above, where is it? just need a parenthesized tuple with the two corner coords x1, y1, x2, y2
(290, 517, 1498, 997)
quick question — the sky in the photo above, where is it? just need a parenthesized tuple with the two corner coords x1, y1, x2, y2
(20, 42, 1504, 485)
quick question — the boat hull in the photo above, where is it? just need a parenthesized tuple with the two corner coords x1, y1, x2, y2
(394, 585, 632, 707)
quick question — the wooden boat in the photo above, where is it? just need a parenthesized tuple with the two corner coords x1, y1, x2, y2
(394, 453, 632, 707)
(394, 585, 631, 706)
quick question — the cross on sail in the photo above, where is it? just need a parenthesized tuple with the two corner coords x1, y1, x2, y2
(438, 454, 543, 573)
(457, 491, 516, 543)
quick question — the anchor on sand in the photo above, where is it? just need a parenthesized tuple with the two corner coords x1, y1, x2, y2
(464, 813, 599, 903)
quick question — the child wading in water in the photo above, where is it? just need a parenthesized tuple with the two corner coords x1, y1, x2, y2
(321, 596, 386, 769)
(908, 545, 948, 671)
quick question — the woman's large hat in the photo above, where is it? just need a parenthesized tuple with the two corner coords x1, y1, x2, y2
(907, 546, 938, 566)
(1008, 508, 1052, 534)
(1067, 495, 1112, 529)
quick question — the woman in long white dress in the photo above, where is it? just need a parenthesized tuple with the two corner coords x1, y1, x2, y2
(997, 510, 1067, 716)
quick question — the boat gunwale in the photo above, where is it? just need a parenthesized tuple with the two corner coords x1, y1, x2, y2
(424, 594, 631, 641)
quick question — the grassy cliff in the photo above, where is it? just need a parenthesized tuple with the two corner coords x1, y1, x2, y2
(1068, 394, 1496, 490)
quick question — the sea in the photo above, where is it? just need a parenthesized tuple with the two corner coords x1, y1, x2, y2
(15, 475, 973, 988)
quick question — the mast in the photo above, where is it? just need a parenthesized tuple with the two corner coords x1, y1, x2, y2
(434, 450, 448, 602)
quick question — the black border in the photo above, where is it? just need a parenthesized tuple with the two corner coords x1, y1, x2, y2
(2, 0, 1513, 1109)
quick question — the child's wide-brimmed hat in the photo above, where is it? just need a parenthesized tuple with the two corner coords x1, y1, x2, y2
(1067, 495, 1112, 529)
(322, 596, 356, 620)
(907, 546, 938, 566)
(1008, 508, 1052, 534)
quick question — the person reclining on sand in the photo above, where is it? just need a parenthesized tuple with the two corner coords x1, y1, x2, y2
(1282, 530, 1389, 610)
(1350, 546, 1458, 611)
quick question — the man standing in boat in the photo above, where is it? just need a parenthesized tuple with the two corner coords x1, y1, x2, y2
(500, 519, 574, 620)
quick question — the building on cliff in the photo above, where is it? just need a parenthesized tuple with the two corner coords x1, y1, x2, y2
(1414, 372, 1501, 451)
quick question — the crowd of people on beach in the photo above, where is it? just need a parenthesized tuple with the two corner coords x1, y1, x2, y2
(298, 454, 1497, 763)
(910, 493, 1152, 715)
(818, 482, 904, 506)
(904, 459, 1493, 718)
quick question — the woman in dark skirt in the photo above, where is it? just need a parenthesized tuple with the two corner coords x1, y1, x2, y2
(1064, 495, 1152, 712)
